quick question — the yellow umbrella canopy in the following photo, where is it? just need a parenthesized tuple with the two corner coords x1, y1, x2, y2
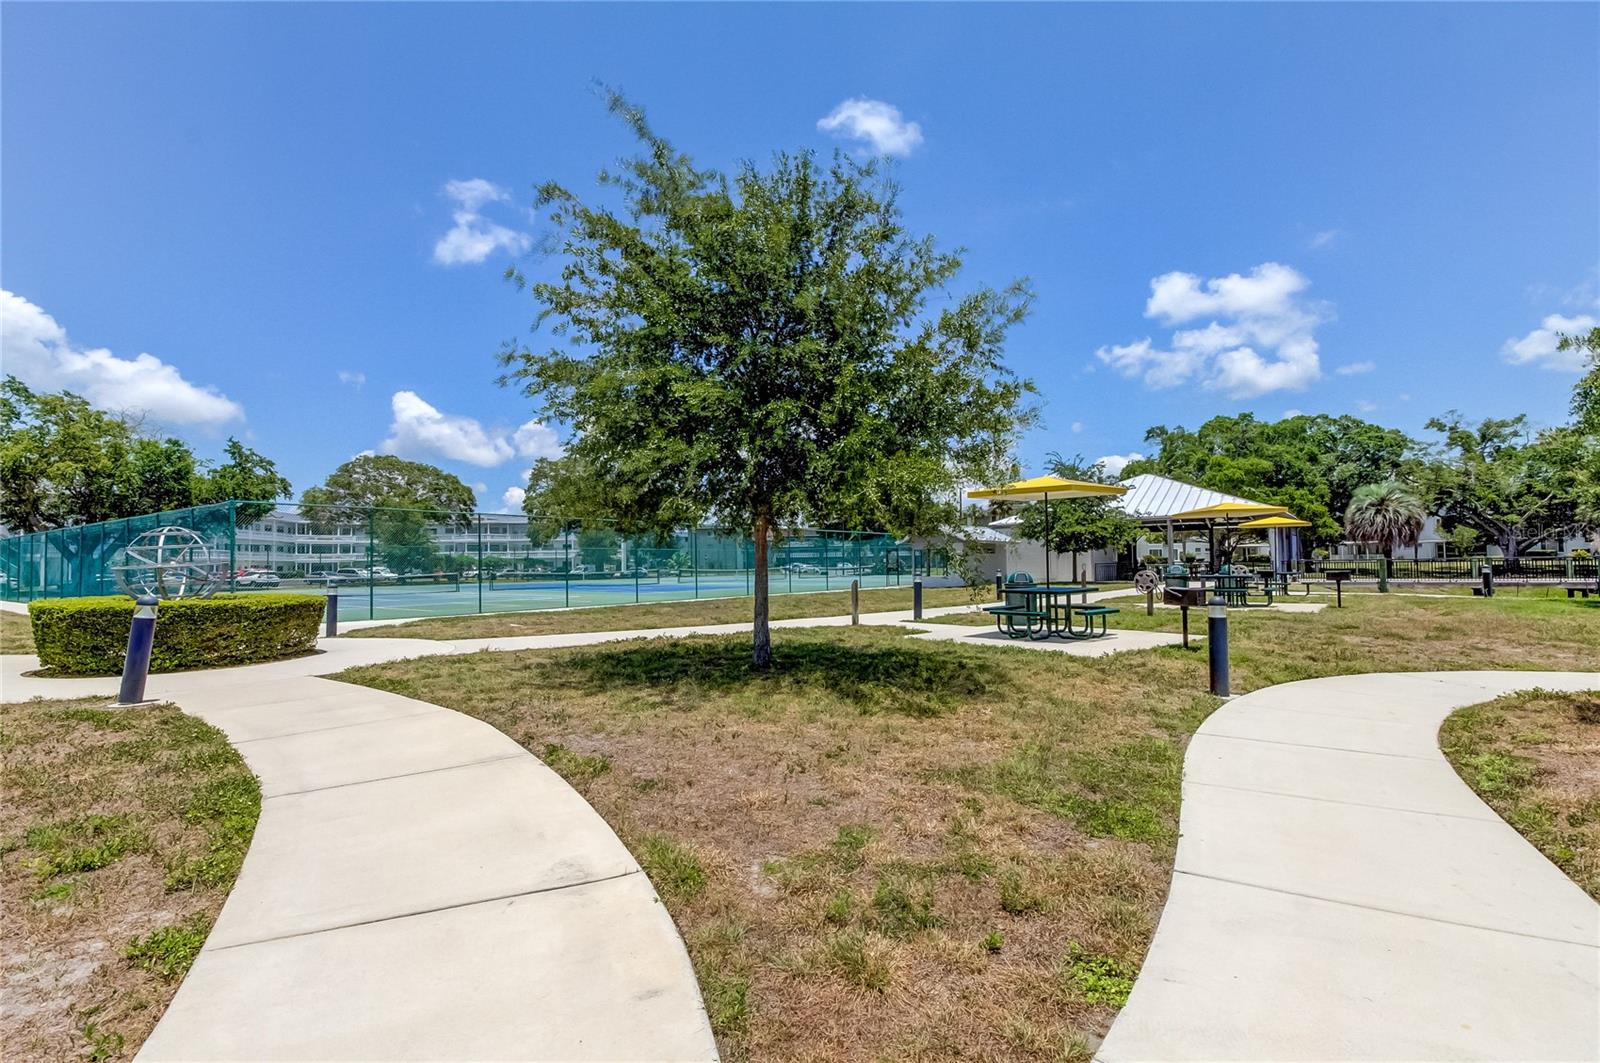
(969, 475, 1128, 502)
(1168, 501, 1289, 521)
(971, 476, 1128, 584)
(1237, 514, 1313, 529)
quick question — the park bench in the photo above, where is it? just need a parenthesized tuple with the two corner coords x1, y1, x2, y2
(1560, 581, 1598, 599)
(1070, 604, 1119, 638)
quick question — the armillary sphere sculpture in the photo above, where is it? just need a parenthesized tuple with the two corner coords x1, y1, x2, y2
(112, 526, 221, 600)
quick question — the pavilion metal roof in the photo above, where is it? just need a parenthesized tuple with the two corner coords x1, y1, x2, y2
(1109, 474, 1269, 522)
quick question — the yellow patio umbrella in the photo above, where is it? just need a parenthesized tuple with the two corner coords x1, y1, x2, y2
(969, 476, 1128, 584)
(1168, 502, 1289, 570)
(1237, 514, 1313, 572)
(1236, 514, 1312, 529)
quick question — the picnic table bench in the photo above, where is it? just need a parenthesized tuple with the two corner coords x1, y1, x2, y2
(1560, 581, 1598, 599)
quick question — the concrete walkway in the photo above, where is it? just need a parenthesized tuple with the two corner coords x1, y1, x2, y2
(1098, 670, 1600, 1063)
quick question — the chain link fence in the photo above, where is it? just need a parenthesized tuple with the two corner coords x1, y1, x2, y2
(1, 501, 954, 621)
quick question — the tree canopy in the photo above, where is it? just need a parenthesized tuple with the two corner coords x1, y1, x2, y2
(1414, 413, 1589, 559)
(300, 454, 476, 523)
(1344, 481, 1426, 557)
(0, 376, 290, 533)
(502, 93, 1035, 667)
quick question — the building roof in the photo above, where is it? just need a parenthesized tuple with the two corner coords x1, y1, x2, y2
(957, 523, 1015, 544)
(1109, 474, 1270, 522)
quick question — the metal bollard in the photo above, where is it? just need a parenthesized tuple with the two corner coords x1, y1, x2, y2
(325, 583, 339, 637)
(1481, 563, 1494, 598)
(850, 579, 860, 625)
(913, 578, 924, 620)
(116, 596, 158, 706)
(994, 573, 1004, 601)
(1207, 596, 1230, 697)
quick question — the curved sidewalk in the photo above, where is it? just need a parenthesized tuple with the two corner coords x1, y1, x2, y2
(1, 645, 718, 1061)
(1099, 670, 1600, 1063)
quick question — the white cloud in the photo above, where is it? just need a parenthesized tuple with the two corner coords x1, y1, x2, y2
(1502, 313, 1598, 371)
(1309, 229, 1343, 249)
(1334, 360, 1375, 375)
(432, 178, 532, 266)
(1280, 409, 1305, 419)
(382, 391, 515, 467)
(1070, 421, 1084, 433)
(511, 419, 563, 459)
(379, 393, 564, 469)
(1096, 263, 1327, 398)
(0, 289, 243, 428)
(501, 486, 526, 511)
(1354, 400, 1378, 413)
(817, 98, 923, 156)
(337, 370, 366, 388)
(1097, 453, 1143, 478)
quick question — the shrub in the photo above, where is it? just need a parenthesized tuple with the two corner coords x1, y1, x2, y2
(28, 593, 324, 676)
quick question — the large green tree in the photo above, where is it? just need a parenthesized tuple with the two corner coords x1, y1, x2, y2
(301, 455, 477, 574)
(502, 94, 1034, 668)
(1012, 452, 1141, 580)
(1416, 413, 1588, 559)
(1125, 413, 1416, 542)
(194, 438, 294, 525)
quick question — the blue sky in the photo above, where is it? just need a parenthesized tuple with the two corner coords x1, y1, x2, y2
(4, 2, 1596, 511)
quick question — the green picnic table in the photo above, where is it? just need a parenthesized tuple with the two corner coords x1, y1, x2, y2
(985, 584, 1117, 640)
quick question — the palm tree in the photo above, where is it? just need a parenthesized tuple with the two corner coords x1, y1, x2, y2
(1345, 482, 1426, 559)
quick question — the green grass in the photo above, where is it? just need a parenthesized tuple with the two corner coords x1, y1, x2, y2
(1, 698, 260, 1060)
(347, 583, 991, 640)
(1, 609, 35, 654)
(1441, 689, 1600, 899)
(333, 591, 1597, 1062)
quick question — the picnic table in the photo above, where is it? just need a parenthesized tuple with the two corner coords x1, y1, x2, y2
(986, 583, 1118, 640)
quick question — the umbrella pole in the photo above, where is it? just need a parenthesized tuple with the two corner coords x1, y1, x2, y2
(1043, 493, 1051, 585)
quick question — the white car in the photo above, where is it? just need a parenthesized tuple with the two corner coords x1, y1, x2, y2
(236, 569, 281, 588)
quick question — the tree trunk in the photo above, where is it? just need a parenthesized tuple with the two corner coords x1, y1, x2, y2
(752, 514, 772, 671)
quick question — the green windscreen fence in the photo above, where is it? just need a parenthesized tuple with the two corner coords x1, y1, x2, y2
(0, 501, 954, 621)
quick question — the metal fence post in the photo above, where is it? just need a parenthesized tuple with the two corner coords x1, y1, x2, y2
(115, 596, 158, 706)
(1208, 596, 1230, 696)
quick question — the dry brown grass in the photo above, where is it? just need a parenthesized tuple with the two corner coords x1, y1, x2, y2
(1441, 689, 1600, 899)
(0, 699, 259, 1061)
(337, 593, 1596, 1061)
(2, 610, 35, 655)
(347, 584, 993, 640)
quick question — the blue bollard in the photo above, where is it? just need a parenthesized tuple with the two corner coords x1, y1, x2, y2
(1207, 596, 1230, 697)
(325, 582, 339, 637)
(913, 578, 924, 620)
(116, 596, 158, 706)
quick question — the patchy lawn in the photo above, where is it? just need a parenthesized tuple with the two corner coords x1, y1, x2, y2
(1441, 689, 1600, 900)
(2, 610, 35, 655)
(1, 698, 260, 1061)
(347, 583, 994, 640)
(335, 593, 1596, 1061)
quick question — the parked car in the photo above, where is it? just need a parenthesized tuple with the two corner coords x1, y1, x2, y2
(235, 568, 281, 589)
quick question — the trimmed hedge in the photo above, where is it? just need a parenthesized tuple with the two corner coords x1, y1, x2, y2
(28, 593, 325, 676)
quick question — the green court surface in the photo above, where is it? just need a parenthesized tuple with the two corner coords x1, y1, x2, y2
(311, 570, 961, 621)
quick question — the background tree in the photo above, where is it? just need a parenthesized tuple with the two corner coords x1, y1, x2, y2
(1124, 412, 1416, 543)
(503, 94, 1034, 668)
(193, 438, 293, 525)
(1415, 413, 1587, 559)
(301, 455, 477, 575)
(0, 376, 290, 533)
(1344, 482, 1426, 558)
